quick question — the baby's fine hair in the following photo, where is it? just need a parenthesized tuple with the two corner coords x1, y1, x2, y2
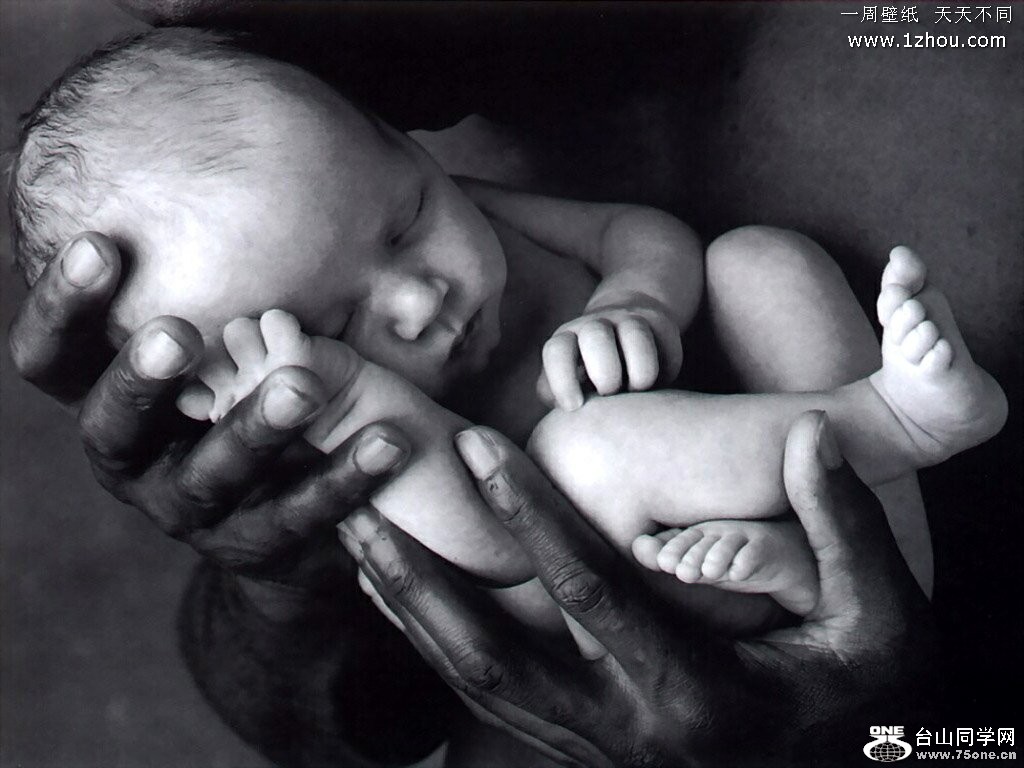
(8, 27, 283, 284)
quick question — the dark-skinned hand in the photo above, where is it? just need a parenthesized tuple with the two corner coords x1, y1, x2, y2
(339, 411, 937, 767)
(9, 233, 409, 610)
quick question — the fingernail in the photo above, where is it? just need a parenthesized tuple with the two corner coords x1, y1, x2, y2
(816, 411, 844, 470)
(354, 433, 405, 476)
(135, 330, 189, 379)
(61, 238, 106, 288)
(337, 521, 363, 562)
(262, 381, 318, 429)
(344, 507, 379, 544)
(454, 429, 500, 478)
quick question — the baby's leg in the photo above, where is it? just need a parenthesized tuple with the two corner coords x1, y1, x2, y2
(633, 520, 818, 615)
(705, 227, 934, 590)
(532, 229, 1004, 597)
(179, 310, 535, 587)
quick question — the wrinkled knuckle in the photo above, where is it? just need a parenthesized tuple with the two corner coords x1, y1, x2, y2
(173, 467, 226, 521)
(379, 556, 417, 600)
(154, 513, 191, 541)
(107, 363, 154, 408)
(77, 412, 122, 464)
(493, 483, 534, 528)
(27, 288, 70, 330)
(141, 497, 194, 540)
(85, 459, 130, 497)
(7, 333, 41, 381)
(550, 563, 607, 614)
(453, 645, 510, 694)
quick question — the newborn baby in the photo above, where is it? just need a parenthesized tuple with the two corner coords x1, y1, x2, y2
(11, 29, 1007, 629)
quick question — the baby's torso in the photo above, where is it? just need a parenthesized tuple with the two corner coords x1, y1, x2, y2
(442, 217, 597, 444)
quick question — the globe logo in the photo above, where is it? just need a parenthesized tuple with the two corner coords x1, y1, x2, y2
(864, 727, 912, 762)
(869, 740, 910, 762)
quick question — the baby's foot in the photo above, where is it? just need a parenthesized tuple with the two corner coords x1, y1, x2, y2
(177, 309, 358, 422)
(179, 310, 531, 585)
(869, 247, 1007, 462)
(632, 519, 819, 615)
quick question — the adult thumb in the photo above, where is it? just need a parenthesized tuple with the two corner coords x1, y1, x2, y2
(782, 411, 907, 617)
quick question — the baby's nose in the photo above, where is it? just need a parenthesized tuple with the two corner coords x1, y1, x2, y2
(390, 275, 450, 341)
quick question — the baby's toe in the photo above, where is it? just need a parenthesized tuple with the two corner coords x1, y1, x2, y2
(877, 284, 911, 327)
(657, 529, 700, 573)
(726, 539, 765, 582)
(886, 298, 927, 345)
(900, 319, 941, 364)
(920, 338, 955, 374)
(631, 535, 665, 571)
(676, 534, 718, 583)
(883, 246, 927, 295)
(699, 534, 744, 580)
(177, 383, 215, 421)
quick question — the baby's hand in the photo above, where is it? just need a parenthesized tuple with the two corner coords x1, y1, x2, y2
(537, 298, 683, 410)
(177, 309, 353, 422)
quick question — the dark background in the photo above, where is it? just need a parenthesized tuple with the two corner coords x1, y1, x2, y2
(2, 1, 1021, 766)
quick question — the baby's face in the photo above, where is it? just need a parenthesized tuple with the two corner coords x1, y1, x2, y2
(111, 74, 506, 396)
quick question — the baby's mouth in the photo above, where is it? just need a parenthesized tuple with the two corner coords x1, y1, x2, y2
(449, 310, 480, 359)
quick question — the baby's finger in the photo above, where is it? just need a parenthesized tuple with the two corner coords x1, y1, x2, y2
(260, 309, 307, 360)
(535, 371, 557, 408)
(223, 317, 267, 372)
(9, 234, 121, 405)
(616, 317, 659, 391)
(577, 320, 623, 395)
(542, 332, 584, 410)
(176, 381, 215, 421)
(196, 345, 239, 422)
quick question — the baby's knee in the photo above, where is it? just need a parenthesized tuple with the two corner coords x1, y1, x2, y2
(706, 225, 838, 294)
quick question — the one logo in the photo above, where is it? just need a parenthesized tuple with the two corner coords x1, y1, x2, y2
(864, 726, 913, 762)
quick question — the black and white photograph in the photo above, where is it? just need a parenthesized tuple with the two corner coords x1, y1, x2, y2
(1, 2, 1021, 766)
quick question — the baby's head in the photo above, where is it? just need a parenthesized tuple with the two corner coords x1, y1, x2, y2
(10, 28, 506, 395)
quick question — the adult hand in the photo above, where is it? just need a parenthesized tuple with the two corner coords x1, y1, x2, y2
(9, 233, 410, 599)
(339, 411, 937, 767)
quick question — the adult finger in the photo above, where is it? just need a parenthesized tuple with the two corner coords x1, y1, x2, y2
(190, 424, 410, 578)
(9, 234, 121, 404)
(541, 332, 584, 410)
(577, 320, 623, 395)
(616, 316, 659, 391)
(453, 426, 728, 687)
(172, 366, 328, 531)
(79, 316, 204, 479)
(340, 506, 608, 759)
(782, 411, 918, 618)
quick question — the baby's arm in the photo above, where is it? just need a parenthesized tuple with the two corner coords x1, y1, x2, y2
(458, 178, 703, 410)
